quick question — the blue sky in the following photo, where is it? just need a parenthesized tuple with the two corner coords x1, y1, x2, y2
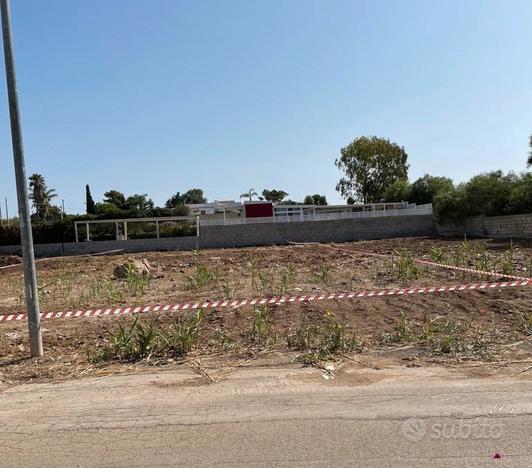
(0, 0, 530, 214)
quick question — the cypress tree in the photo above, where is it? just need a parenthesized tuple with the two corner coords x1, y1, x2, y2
(86, 184, 96, 214)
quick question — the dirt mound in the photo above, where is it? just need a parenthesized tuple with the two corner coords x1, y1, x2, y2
(0, 255, 22, 268)
(113, 258, 151, 278)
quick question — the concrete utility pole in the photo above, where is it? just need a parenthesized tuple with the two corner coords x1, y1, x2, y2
(0, 0, 43, 357)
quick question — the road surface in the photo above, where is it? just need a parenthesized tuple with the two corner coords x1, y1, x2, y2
(1, 364, 531, 467)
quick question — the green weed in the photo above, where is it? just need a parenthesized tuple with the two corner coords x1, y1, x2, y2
(500, 241, 517, 276)
(392, 249, 420, 282)
(382, 311, 417, 343)
(98, 315, 158, 361)
(162, 309, 205, 357)
(430, 246, 447, 264)
(251, 305, 272, 344)
(288, 312, 361, 362)
(278, 265, 296, 294)
(185, 264, 218, 291)
(125, 264, 150, 296)
(287, 318, 318, 350)
(312, 264, 331, 284)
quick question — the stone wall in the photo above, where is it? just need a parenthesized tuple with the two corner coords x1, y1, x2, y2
(436, 213, 532, 239)
(199, 214, 435, 248)
(0, 236, 199, 258)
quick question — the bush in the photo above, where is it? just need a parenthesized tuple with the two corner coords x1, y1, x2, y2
(433, 171, 532, 220)
(409, 175, 454, 205)
(383, 179, 412, 202)
(433, 185, 468, 221)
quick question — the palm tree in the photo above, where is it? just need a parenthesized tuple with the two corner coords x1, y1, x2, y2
(29, 173, 57, 220)
(239, 188, 258, 201)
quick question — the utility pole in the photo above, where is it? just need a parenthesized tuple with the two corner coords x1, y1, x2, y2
(5, 196, 8, 221)
(0, 0, 42, 357)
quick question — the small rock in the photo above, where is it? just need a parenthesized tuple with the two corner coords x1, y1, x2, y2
(113, 258, 151, 278)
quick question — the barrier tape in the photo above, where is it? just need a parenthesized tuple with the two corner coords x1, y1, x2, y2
(0, 279, 529, 324)
(412, 258, 530, 281)
(297, 242, 531, 282)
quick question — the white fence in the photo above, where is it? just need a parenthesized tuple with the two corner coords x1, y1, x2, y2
(199, 204, 433, 227)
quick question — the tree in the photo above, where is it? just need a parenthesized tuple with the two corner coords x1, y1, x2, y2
(165, 192, 182, 208)
(240, 188, 258, 201)
(103, 190, 126, 209)
(433, 170, 528, 220)
(409, 175, 453, 205)
(278, 199, 299, 205)
(528, 135, 532, 167)
(335, 136, 409, 203)
(180, 188, 206, 204)
(262, 189, 288, 203)
(462, 171, 513, 216)
(28, 174, 57, 220)
(382, 179, 411, 202)
(95, 202, 123, 216)
(165, 189, 206, 207)
(303, 194, 328, 205)
(86, 184, 96, 214)
(124, 194, 154, 214)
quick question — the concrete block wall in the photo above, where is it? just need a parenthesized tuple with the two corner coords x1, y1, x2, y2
(199, 214, 436, 248)
(0, 236, 199, 258)
(2, 214, 528, 258)
(436, 213, 532, 239)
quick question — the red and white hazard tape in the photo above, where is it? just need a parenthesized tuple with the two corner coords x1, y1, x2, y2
(308, 243, 531, 282)
(413, 258, 530, 281)
(0, 279, 529, 323)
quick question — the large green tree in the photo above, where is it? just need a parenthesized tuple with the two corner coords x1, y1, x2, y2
(335, 136, 409, 203)
(28, 174, 57, 220)
(165, 189, 206, 207)
(409, 175, 454, 205)
(103, 190, 126, 209)
(124, 194, 154, 214)
(180, 188, 206, 204)
(262, 189, 288, 203)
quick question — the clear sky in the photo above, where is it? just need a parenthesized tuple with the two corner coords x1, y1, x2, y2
(0, 0, 530, 214)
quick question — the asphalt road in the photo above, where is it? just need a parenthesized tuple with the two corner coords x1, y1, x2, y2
(1, 365, 531, 467)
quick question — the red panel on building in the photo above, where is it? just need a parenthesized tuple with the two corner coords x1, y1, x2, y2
(244, 202, 274, 218)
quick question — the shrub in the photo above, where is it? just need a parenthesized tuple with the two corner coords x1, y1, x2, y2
(383, 179, 412, 202)
(409, 175, 454, 205)
(434, 171, 532, 221)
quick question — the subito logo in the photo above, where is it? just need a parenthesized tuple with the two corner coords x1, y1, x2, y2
(401, 417, 426, 442)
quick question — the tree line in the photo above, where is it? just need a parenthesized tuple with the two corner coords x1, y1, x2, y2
(335, 135, 531, 219)
(25, 178, 330, 222)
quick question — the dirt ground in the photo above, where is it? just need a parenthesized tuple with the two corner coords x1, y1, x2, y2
(1, 237, 531, 384)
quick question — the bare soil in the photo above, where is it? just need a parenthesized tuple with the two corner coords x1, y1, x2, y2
(1, 237, 531, 384)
